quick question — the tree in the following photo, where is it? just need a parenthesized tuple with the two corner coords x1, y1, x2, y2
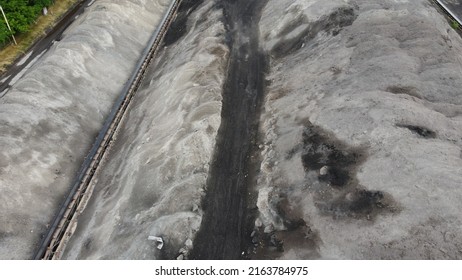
(30, 0, 54, 7)
(0, 19, 10, 46)
(0, 0, 54, 45)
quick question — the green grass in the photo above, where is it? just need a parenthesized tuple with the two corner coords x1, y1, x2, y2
(0, 0, 79, 75)
(451, 20, 460, 30)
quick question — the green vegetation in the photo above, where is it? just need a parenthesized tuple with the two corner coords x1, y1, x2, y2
(0, 0, 54, 46)
(0, 0, 78, 74)
(451, 20, 460, 30)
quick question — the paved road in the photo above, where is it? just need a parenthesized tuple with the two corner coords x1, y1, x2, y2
(0, 0, 93, 97)
(438, 0, 462, 23)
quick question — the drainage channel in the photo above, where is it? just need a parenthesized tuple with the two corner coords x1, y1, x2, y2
(190, 0, 268, 260)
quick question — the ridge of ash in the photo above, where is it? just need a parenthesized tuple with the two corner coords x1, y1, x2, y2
(301, 122, 400, 220)
(190, 0, 269, 260)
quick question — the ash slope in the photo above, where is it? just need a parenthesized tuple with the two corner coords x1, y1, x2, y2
(0, 0, 169, 259)
(254, 0, 462, 259)
(63, 1, 229, 260)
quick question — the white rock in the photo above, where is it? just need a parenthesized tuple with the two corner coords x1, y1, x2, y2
(192, 204, 199, 212)
(148, 236, 164, 250)
(264, 224, 274, 233)
(185, 239, 193, 249)
(255, 218, 263, 228)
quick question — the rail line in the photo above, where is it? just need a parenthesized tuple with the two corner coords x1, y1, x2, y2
(33, 0, 182, 260)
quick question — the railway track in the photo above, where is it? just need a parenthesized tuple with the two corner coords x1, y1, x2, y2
(33, 0, 182, 260)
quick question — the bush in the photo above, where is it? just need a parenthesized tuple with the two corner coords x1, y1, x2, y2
(0, 0, 54, 45)
(0, 20, 10, 46)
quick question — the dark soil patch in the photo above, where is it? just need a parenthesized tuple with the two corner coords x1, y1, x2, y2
(301, 124, 365, 187)
(190, 0, 268, 260)
(386, 85, 422, 99)
(163, 0, 205, 46)
(301, 121, 399, 220)
(318, 166, 351, 187)
(271, 6, 357, 58)
(396, 124, 437, 139)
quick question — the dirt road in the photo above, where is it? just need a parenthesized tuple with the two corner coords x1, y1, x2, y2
(190, 0, 268, 260)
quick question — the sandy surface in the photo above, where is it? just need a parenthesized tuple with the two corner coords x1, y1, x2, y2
(0, 0, 169, 259)
(63, 1, 229, 260)
(253, 0, 462, 259)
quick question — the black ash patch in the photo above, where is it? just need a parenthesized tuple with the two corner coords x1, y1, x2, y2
(318, 167, 350, 187)
(386, 85, 422, 99)
(83, 237, 92, 250)
(396, 124, 436, 139)
(301, 124, 364, 187)
(271, 6, 357, 58)
(316, 188, 395, 220)
(347, 190, 385, 213)
(301, 122, 399, 220)
(163, 0, 204, 46)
